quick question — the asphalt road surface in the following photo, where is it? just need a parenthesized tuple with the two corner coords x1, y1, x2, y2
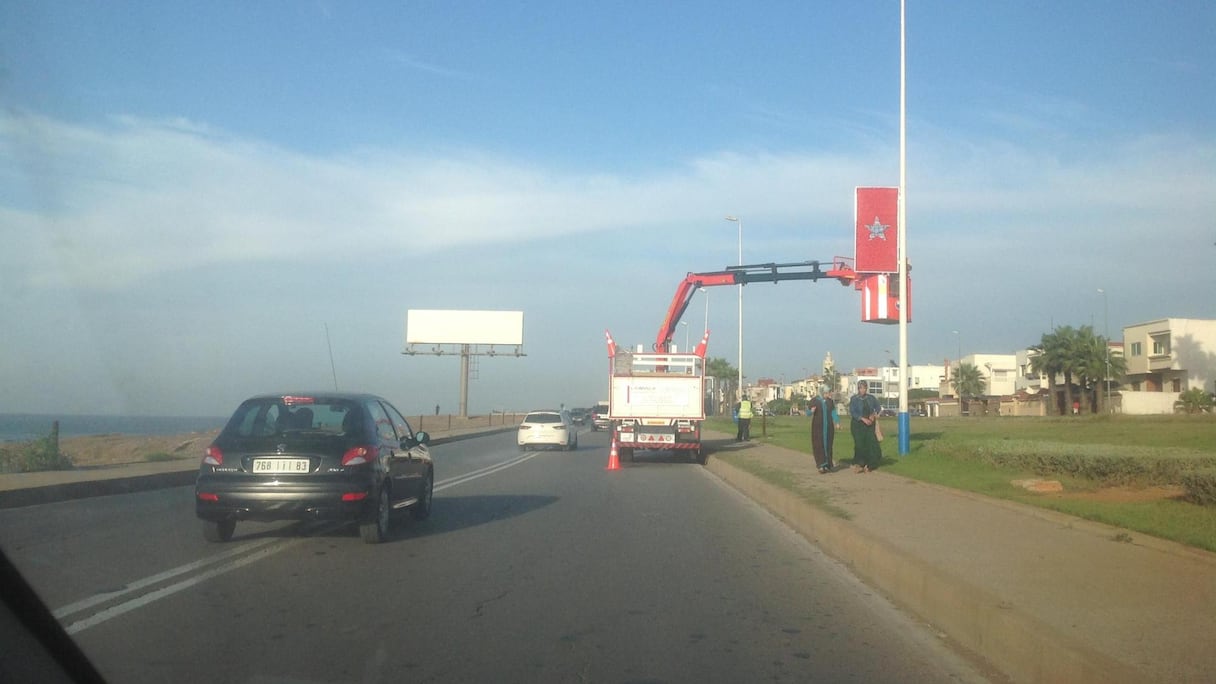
(1, 429, 994, 683)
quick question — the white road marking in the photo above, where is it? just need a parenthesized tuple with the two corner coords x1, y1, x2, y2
(51, 537, 281, 619)
(63, 538, 305, 635)
(435, 451, 541, 492)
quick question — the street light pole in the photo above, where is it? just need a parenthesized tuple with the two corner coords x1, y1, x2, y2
(1098, 288, 1110, 413)
(725, 215, 743, 402)
(700, 287, 708, 334)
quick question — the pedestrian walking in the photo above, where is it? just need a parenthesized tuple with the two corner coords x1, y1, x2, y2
(809, 385, 840, 473)
(849, 382, 882, 472)
(736, 398, 754, 442)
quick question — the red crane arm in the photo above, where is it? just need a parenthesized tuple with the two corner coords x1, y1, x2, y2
(653, 258, 856, 352)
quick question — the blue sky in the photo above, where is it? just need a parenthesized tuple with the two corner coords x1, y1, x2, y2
(2, 1, 1214, 417)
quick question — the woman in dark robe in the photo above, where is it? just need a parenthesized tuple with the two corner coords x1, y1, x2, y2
(808, 385, 839, 473)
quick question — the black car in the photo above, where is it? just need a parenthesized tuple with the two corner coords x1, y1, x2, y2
(195, 392, 433, 544)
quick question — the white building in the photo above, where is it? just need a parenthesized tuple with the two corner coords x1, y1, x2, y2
(877, 364, 946, 408)
(939, 354, 1018, 398)
(1121, 318, 1216, 414)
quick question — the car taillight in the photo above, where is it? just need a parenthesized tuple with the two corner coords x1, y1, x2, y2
(342, 492, 368, 502)
(203, 445, 223, 466)
(197, 492, 219, 502)
(341, 445, 379, 466)
(519, 425, 531, 430)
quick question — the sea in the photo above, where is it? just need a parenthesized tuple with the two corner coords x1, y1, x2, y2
(0, 414, 229, 443)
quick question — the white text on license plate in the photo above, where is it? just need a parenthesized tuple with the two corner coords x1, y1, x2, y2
(253, 459, 311, 473)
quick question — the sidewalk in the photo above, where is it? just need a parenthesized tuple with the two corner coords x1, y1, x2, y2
(702, 430, 1216, 684)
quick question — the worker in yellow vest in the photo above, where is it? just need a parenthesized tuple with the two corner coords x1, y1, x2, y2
(736, 398, 753, 442)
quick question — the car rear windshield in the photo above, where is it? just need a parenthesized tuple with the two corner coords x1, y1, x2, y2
(222, 397, 364, 439)
(524, 412, 562, 424)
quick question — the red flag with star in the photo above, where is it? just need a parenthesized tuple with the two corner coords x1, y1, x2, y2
(854, 187, 899, 273)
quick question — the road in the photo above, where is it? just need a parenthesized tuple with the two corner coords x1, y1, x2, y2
(1, 429, 994, 683)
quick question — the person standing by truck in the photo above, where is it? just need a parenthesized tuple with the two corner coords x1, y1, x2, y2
(736, 398, 753, 442)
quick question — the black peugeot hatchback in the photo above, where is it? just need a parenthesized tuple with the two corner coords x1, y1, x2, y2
(196, 392, 433, 544)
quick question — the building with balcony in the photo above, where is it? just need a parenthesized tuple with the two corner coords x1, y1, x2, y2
(1121, 318, 1216, 414)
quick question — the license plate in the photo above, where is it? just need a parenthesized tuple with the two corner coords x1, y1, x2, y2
(253, 458, 311, 473)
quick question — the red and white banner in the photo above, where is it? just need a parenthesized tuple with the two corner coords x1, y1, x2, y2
(860, 274, 912, 325)
(855, 187, 899, 273)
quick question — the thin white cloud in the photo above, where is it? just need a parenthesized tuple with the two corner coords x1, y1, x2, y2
(2, 111, 1213, 296)
(382, 49, 475, 80)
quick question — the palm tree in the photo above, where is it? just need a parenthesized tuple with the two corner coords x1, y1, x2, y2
(1034, 324, 1133, 415)
(1174, 388, 1214, 414)
(952, 362, 987, 415)
(1073, 326, 1104, 414)
(1030, 327, 1071, 415)
(1074, 326, 1128, 414)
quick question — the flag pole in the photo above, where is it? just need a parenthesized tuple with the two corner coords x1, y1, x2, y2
(897, 0, 910, 456)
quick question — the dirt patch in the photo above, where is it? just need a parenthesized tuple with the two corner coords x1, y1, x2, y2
(59, 431, 222, 467)
(1059, 485, 1187, 504)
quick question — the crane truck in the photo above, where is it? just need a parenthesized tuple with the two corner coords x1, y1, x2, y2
(604, 330, 709, 464)
(604, 258, 859, 465)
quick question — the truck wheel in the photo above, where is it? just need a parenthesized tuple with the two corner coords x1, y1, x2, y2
(695, 448, 708, 465)
(620, 447, 634, 462)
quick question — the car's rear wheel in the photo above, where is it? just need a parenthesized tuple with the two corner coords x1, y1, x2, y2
(203, 519, 235, 543)
(410, 470, 433, 521)
(360, 486, 390, 544)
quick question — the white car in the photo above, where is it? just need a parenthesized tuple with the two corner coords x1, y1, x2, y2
(518, 410, 577, 451)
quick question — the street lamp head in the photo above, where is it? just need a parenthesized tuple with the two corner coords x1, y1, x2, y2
(724, 215, 739, 222)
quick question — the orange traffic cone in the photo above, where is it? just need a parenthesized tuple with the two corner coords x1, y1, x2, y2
(606, 439, 621, 471)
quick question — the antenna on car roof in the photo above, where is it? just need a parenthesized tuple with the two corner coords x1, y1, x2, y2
(324, 323, 339, 390)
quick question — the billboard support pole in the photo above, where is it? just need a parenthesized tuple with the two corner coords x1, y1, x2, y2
(459, 344, 471, 418)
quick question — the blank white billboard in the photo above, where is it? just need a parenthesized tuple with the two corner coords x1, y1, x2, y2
(406, 310, 524, 346)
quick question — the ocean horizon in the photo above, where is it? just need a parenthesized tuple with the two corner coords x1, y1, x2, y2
(0, 413, 228, 443)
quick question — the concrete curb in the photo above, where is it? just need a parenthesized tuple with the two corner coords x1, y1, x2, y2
(705, 456, 1146, 684)
(0, 427, 515, 510)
